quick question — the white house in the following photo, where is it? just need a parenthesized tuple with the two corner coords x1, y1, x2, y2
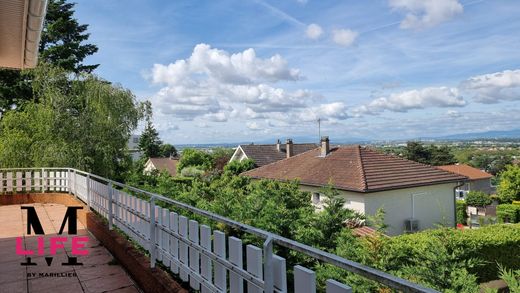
(144, 157, 179, 177)
(243, 137, 467, 236)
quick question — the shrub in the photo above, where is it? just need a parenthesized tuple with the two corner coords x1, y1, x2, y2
(180, 166, 205, 178)
(497, 164, 520, 203)
(497, 204, 520, 223)
(513, 200, 520, 206)
(465, 191, 492, 207)
(456, 200, 468, 225)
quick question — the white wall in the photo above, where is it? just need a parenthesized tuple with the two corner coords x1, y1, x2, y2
(363, 183, 457, 236)
(301, 183, 457, 236)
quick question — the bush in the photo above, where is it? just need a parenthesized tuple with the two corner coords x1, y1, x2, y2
(180, 166, 205, 178)
(465, 191, 492, 207)
(497, 204, 520, 223)
(456, 200, 468, 225)
(497, 164, 520, 203)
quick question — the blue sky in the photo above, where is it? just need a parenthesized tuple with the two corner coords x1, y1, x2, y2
(74, 0, 520, 144)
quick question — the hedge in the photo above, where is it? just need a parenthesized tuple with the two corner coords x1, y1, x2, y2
(386, 224, 520, 282)
(497, 204, 520, 223)
(456, 200, 468, 225)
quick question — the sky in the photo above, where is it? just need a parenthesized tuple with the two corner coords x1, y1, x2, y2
(73, 0, 520, 144)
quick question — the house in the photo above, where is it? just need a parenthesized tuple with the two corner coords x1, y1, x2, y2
(242, 137, 467, 236)
(0, 0, 47, 69)
(437, 164, 494, 197)
(144, 157, 179, 177)
(229, 139, 316, 167)
(127, 135, 142, 161)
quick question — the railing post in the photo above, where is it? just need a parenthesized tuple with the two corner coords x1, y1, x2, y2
(149, 196, 157, 268)
(41, 168, 45, 193)
(87, 173, 91, 210)
(67, 169, 72, 195)
(108, 181, 114, 230)
(263, 236, 274, 293)
(73, 170, 77, 198)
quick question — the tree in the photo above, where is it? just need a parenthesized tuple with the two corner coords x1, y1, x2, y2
(497, 165, 520, 203)
(139, 122, 162, 159)
(404, 141, 430, 164)
(429, 145, 457, 166)
(465, 191, 492, 207)
(39, 0, 99, 73)
(0, 65, 142, 179)
(177, 148, 213, 172)
(0, 0, 99, 115)
(160, 144, 177, 158)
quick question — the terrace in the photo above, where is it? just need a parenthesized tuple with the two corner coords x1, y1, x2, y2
(0, 168, 438, 293)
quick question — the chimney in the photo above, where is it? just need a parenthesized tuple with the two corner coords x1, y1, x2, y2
(320, 136, 330, 157)
(276, 139, 281, 152)
(286, 139, 293, 158)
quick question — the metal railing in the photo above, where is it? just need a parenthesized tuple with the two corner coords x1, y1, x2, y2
(0, 167, 438, 293)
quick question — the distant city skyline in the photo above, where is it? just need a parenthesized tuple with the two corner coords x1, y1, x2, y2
(75, 0, 520, 144)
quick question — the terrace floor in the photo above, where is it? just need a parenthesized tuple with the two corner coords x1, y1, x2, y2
(0, 203, 141, 293)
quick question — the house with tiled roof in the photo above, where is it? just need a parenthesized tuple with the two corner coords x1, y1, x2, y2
(437, 164, 494, 196)
(144, 157, 179, 177)
(243, 137, 467, 235)
(229, 139, 316, 167)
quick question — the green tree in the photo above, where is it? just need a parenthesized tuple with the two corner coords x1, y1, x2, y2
(429, 145, 457, 166)
(223, 159, 255, 176)
(404, 141, 430, 164)
(177, 148, 213, 172)
(465, 191, 492, 207)
(39, 0, 99, 73)
(498, 165, 520, 203)
(0, 0, 99, 115)
(159, 143, 177, 158)
(0, 65, 142, 178)
(138, 122, 162, 159)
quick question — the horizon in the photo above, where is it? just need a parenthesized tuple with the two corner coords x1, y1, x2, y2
(74, 0, 520, 144)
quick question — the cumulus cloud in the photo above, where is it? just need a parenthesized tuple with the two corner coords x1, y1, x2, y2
(332, 29, 358, 46)
(246, 122, 262, 131)
(356, 86, 466, 114)
(298, 102, 350, 122)
(148, 44, 323, 122)
(389, 0, 463, 30)
(461, 69, 520, 104)
(306, 23, 323, 40)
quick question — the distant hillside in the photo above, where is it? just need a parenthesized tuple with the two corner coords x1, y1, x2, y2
(430, 129, 520, 140)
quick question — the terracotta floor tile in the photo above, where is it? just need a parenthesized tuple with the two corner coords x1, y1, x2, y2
(0, 279, 28, 293)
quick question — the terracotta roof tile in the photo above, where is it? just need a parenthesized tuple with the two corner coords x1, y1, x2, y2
(437, 164, 492, 180)
(240, 143, 317, 167)
(148, 158, 178, 177)
(242, 145, 467, 192)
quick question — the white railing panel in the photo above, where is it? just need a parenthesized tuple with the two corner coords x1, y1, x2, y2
(229, 236, 244, 293)
(6, 172, 13, 192)
(25, 172, 31, 191)
(200, 225, 212, 293)
(179, 215, 189, 282)
(161, 208, 171, 267)
(169, 211, 180, 274)
(273, 255, 287, 293)
(246, 245, 263, 293)
(188, 220, 201, 290)
(16, 172, 22, 191)
(294, 266, 316, 293)
(326, 279, 353, 293)
(213, 230, 227, 292)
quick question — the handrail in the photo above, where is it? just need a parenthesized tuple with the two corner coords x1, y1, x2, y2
(0, 167, 438, 293)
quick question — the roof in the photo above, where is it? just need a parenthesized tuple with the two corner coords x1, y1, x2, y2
(437, 164, 492, 180)
(147, 158, 178, 177)
(242, 145, 467, 192)
(352, 226, 388, 238)
(239, 143, 317, 167)
(0, 0, 47, 69)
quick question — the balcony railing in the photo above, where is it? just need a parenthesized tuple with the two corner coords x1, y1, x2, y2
(0, 168, 438, 293)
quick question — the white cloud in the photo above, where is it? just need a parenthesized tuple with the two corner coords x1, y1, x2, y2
(462, 69, 520, 104)
(298, 102, 350, 122)
(357, 86, 466, 114)
(246, 122, 262, 131)
(389, 0, 463, 30)
(306, 24, 323, 40)
(332, 29, 358, 47)
(204, 112, 228, 122)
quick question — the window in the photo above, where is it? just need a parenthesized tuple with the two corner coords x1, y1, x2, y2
(312, 192, 321, 204)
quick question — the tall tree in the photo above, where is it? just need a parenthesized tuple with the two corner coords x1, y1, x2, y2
(0, 0, 99, 115)
(138, 102, 162, 159)
(404, 141, 430, 164)
(39, 0, 99, 73)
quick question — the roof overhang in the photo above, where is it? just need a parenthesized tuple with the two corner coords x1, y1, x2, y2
(0, 0, 48, 69)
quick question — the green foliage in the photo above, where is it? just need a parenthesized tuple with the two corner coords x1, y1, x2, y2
(160, 144, 177, 158)
(0, 65, 142, 179)
(39, 0, 99, 73)
(496, 204, 520, 223)
(498, 164, 520, 203)
(180, 166, 205, 178)
(139, 121, 162, 158)
(456, 200, 468, 225)
(223, 159, 255, 176)
(404, 141, 456, 166)
(177, 148, 213, 171)
(498, 265, 520, 293)
(465, 191, 492, 207)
